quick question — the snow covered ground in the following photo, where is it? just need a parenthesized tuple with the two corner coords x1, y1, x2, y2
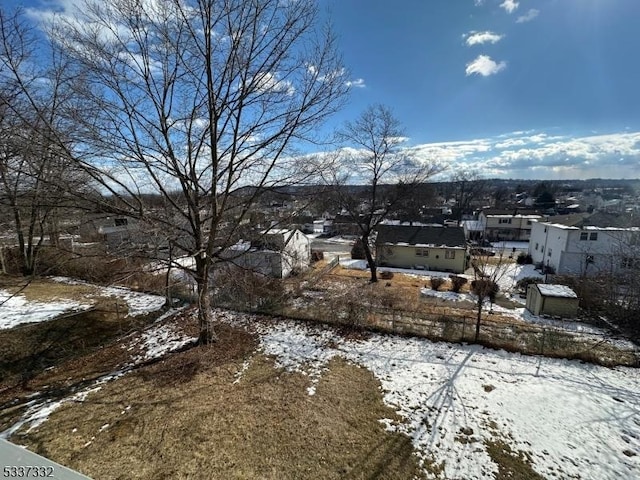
(0, 290, 91, 330)
(340, 258, 461, 279)
(51, 277, 166, 317)
(224, 313, 640, 480)
(0, 279, 167, 331)
(127, 316, 197, 362)
(4, 304, 638, 479)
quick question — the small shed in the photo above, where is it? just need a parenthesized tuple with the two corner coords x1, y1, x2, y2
(526, 284, 579, 317)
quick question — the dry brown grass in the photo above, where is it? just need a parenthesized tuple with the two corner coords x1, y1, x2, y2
(0, 276, 99, 303)
(485, 439, 546, 480)
(11, 321, 425, 480)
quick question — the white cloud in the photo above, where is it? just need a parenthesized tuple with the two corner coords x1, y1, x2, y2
(474, 0, 485, 5)
(254, 71, 295, 96)
(402, 130, 640, 180)
(464, 31, 505, 46)
(465, 55, 507, 76)
(345, 78, 366, 88)
(516, 9, 540, 23)
(500, 0, 519, 14)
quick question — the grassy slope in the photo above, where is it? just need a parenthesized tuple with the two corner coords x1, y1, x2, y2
(11, 321, 425, 480)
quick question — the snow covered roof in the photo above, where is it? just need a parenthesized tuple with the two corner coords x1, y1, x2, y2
(536, 284, 578, 299)
(489, 214, 542, 219)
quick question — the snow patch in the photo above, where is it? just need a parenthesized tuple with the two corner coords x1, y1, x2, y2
(221, 314, 640, 480)
(0, 290, 91, 330)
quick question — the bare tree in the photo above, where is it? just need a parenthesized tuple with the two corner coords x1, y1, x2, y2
(469, 250, 511, 342)
(45, 0, 348, 343)
(0, 7, 88, 275)
(326, 104, 443, 282)
(448, 170, 487, 221)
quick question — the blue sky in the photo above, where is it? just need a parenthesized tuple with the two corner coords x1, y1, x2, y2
(7, 0, 640, 180)
(322, 0, 640, 180)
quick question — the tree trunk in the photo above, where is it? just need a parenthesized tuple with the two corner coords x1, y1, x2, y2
(474, 298, 482, 342)
(164, 243, 173, 308)
(362, 234, 377, 283)
(195, 255, 216, 345)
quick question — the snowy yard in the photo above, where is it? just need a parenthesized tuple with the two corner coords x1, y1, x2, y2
(3, 304, 638, 479)
(223, 313, 640, 480)
(0, 277, 166, 329)
(0, 290, 92, 330)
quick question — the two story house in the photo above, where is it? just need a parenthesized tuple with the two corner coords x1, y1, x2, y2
(478, 209, 542, 242)
(529, 221, 640, 276)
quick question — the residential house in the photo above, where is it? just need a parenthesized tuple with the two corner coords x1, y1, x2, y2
(526, 284, 579, 317)
(375, 225, 468, 273)
(331, 214, 362, 236)
(528, 221, 640, 276)
(224, 229, 311, 278)
(478, 209, 542, 241)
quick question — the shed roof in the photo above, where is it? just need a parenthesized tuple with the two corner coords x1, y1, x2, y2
(536, 284, 578, 299)
(376, 225, 466, 248)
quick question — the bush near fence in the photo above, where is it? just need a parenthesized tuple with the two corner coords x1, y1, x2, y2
(281, 299, 638, 368)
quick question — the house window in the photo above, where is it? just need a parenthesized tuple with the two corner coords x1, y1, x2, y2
(580, 232, 588, 241)
(114, 218, 128, 226)
(499, 218, 512, 224)
(535, 243, 539, 251)
(445, 250, 455, 259)
(416, 248, 429, 257)
(589, 232, 598, 241)
(547, 248, 552, 257)
(527, 220, 532, 225)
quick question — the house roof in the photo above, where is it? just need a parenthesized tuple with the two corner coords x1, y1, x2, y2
(539, 213, 590, 227)
(536, 284, 578, 299)
(376, 225, 466, 248)
(481, 208, 540, 217)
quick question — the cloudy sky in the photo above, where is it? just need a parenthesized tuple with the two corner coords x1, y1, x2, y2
(7, 0, 640, 181)
(322, 0, 640, 180)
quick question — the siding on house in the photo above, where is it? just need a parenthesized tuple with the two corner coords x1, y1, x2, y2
(379, 244, 466, 272)
(529, 221, 640, 275)
(224, 229, 310, 278)
(479, 210, 542, 241)
(376, 225, 468, 273)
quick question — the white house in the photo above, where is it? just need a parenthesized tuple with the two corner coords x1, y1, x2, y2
(478, 209, 542, 241)
(528, 221, 640, 276)
(224, 229, 311, 278)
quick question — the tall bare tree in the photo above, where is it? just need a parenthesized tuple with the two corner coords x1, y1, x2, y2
(326, 104, 443, 282)
(46, 0, 348, 343)
(0, 7, 87, 275)
(448, 170, 487, 221)
(469, 250, 511, 342)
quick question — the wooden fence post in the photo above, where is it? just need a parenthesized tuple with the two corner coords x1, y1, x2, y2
(462, 317, 466, 342)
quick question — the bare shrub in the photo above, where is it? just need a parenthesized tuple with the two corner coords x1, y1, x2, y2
(516, 253, 533, 265)
(212, 266, 286, 313)
(351, 239, 366, 260)
(430, 277, 446, 291)
(379, 271, 394, 280)
(471, 279, 499, 302)
(449, 275, 467, 293)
